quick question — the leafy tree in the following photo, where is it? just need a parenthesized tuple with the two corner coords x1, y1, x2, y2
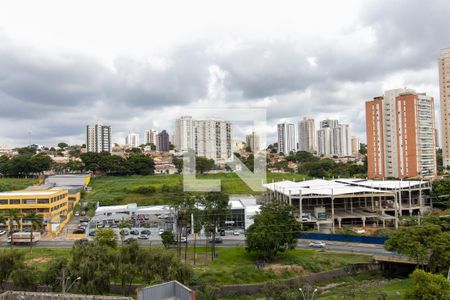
(359, 143, 367, 155)
(127, 154, 155, 175)
(23, 210, 43, 254)
(10, 266, 38, 291)
(195, 156, 214, 174)
(114, 241, 140, 295)
(118, 219, 132, 245)
(94, 228, 118, 248)
(0, 249, 24, 290)
(172, 156, 183, 173)
(406, 269, 450, 300)
(42, 256, 69, 291)
(57, 142, 69, 149)
(246, 202, 301, 261)
(16, 147, 36, 156)
(161, 231, 176, 249)
(65, 160, 84, 173)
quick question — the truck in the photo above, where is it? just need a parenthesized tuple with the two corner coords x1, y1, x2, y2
(8, 232, 41, 245)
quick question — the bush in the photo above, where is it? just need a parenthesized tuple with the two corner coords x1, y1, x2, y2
(126, 185, 157, 195)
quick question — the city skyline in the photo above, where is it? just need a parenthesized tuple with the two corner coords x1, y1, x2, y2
(0, 1, 449, 147)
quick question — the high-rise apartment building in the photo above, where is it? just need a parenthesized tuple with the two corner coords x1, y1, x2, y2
(439, 48, 450, 167)
(157, 130, 170, 152)
(351, 136, 361, 156)
(277, 122, 296, 155)
(246, 131, 261, 152)
(86, 122, 112, 153)
(366, 89, 437, 179)
(194, 119, 232, 161)
(298, 117, 316, 153)
(144, 129, 158, 145)
(175, 116, 195, 152)
(316, 120, 351, 157)
(125, 133, 139, 148)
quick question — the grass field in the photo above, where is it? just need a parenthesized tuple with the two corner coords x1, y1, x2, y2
(193, 247, 371, 285)
(87, 173, 308, 206)
(0, 177, 38, 192)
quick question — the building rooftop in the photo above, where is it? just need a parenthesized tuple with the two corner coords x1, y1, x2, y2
(0, 190, 65, 197)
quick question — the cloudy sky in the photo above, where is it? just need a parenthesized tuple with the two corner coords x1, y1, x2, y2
(0, 0, 449, 147)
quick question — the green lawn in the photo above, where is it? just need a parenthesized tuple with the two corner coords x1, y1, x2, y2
(87, 173, 308, 206)
(0, 177, 38, 192)
(194, 247, 371, 285)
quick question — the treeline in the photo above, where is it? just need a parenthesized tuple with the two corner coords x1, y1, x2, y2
(77, 152, 155, 175)
(285, 151, 367, 178)
(0, 153, 52, 176)
(0, 238, 192, 295)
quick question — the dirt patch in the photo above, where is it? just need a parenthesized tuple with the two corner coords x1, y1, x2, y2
(263, 263, 305, 276)
(25, 257, 51, 265)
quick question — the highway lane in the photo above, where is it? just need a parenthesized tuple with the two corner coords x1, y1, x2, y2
(0, 238, 399, 257)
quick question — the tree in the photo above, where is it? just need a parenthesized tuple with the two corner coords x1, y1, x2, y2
(42, 256, 69, 291)
(161, 231, 176, 249)
(195, 157, 214, 174)
(246, 202, 301, 261)
(0, 249, 24, 290)
(127, 154, 155, 175)
(118, 219, 132, 245)
(57, 142, 69, 149)
(406, 269, 450, 300)
(172, 156, 183, 173)
(94, 228, 118, 248)
(114, 241, 140, 295)
(359, 143, 367, 155)
(23, 210, 43, 254)
(201, 192, 230, 260)
(10, 266, 38, 291)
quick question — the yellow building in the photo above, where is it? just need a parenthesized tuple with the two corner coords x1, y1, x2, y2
(0, 189, 69, 233)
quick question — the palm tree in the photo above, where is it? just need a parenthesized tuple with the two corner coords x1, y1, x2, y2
(24, 210, 43, 254)
(7, 209, 20, 248)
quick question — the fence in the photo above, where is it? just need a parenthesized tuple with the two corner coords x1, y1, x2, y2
(137, 281, 195, 300)
(299, 232, 388, 244)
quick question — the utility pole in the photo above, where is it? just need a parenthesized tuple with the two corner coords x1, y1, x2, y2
(61, 269, 66, 294)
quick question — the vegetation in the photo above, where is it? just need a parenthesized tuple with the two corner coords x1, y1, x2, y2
(0, 153, 52, 176)
(0, 177, 37, 192)
(406, 269, 450, 300)
(246, 202, 301, 261)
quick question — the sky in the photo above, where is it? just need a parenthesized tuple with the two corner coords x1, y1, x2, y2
(0, 0, 449, 147)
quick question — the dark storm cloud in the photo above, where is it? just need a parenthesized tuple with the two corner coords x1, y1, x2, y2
(1, 0, 450, 146)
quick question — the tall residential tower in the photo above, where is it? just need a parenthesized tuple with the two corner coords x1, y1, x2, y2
(298, 117, 316, 153)
(277, 122, 296, 155)
(86, 122, 112, 153)
(439, 48, 450, 167)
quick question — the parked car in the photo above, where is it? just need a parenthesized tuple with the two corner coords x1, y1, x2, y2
(309, 241, 326, 248)
(74, 211, 80, 217)
(233, 230, 240, 236)
(140, 229, 151, 235)
(119, 229, 129, 236)
(159, 228, 164, 235)
(219, 229, 226, 236)
(138, 234, 149, 240)
(80, 210, 86, 216)
(130, 230, 140, 235)
(73, 228, 86, 234)
(209, 237, 223, 244)
(0, 230, 6, 236)
(124, 237, 137, 244)
(178, 236, 188, 243)
(88, 231, 96, 236)
(80, 218, 90, 223)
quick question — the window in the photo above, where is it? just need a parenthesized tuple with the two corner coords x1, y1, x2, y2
(10, 199, 20, 205)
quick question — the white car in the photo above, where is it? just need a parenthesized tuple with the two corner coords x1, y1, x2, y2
(309, 241, 326, 248)
(159, 228, 164, 235)
(233, 230, 240, 236)
(0, 230, 6, 236)
(74, 211, 80, 217)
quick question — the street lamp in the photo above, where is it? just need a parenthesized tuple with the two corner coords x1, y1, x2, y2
(65, 277, 81, 293)
(299, 287, 318, 300)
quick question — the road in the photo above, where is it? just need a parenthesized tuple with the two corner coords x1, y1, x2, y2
(0, 237, 399, 257)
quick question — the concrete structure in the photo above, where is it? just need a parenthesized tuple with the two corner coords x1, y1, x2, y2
(245, 131, 261, 152)
(138, 281, 195, 300)
(0, 190, 69, 233)
(157, 130, 170, 152)
(264, 178, 432, 232)
(144, 129, 158, 145)
(317, 127, 332, 156)
(320, 119, 339, 129)
(86, 122, 112, 153)
(193, 119, 232, 161)
(277, 122, 296, 155)
(351, 136, 360, 155)
(175, 116, 195, 152)
(125, 133, 140, 148)
(0, 291, 132, 300)
(366, 89, 437, 179)
(317, 120, 351, 157)
(298, 117, 316, 153)
(439, 47, 450, 167)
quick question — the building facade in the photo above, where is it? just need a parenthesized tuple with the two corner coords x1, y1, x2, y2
(175, 116, 195, 152)
(125, 133, 140, 148)
(277, 122, 296, 155)
(144, 129, 158, 146)
(366, 89, 437, 179)
(86, 123, 112, 153)
(194, 119, 232, 161)
(440, 48, 450, 167)
(245, 131, 260, 152)
(317, 127, 332, 156)
(298, 117, 316, 153)
(316, 120, 351, 157)
(157, 130, 170, 152)
(351, 136, 360, 155)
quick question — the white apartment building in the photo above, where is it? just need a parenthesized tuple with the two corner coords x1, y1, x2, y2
(125, 133, 140, 148)
(298, 117, 316, 153)
(439, 48, 450, 167)
(351, 136, 360, 155)
(277, 122, 296, 155)
(193, 119, 232, 161)
(246, 131, 261, 152)
(144, 129, 158, 146)
(86, 123, 112, 153)
(316, 120, 351, 157)
(175, 116, 195, 152)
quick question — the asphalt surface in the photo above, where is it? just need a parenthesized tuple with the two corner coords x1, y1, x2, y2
(0, 237, 399, 257)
